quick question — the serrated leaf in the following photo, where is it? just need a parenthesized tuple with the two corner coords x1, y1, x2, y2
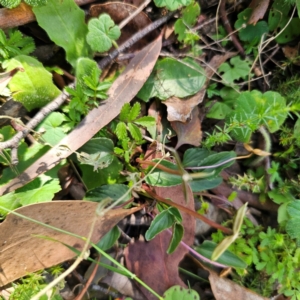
(174, 19, 186, 42)
(167, 223, 184, 254)
(128, 123, 142, 141)
(228, 90, 288, 142)
(119, 103, 131, 122)
(138, 57, 205, 101)
(163, 286, 199, 300)
(87, 14, 121, 53)
(154, 0, 192, 11)
(76, 57, 101, 88)
(134, 116, 156, 127)
(33, 0, 92, 67)
(145, 208, 175, 240)
(115, 122, 128, 140)
(36, 112, 67, 146)
(127, 102, 141, 122)
(0, 0, 20, 8)
(286, 201, 300, 239)
(18, 179, 61, 206)
(235, 8, 269, 43)
(218, 56, 251, 84)
(24, 0, 47, 7)
(5, 55, 60, 111)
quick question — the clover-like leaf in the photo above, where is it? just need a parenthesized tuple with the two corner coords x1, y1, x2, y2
(87, 14, 121, 53)
(154, 0, 192, 11)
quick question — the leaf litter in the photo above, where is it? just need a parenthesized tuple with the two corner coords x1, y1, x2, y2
(0, 1, 300, 299)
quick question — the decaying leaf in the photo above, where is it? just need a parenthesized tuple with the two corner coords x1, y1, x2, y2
(0, 200, 141, 287)
(0, 67, 23, 95)
(171, 106, 202, 149)
(209, 271, 268, 300)
(164, 52, 236, 123)
(124, 184, 195, 299)
(0, 36, 162, 195)
(248, 0, 270, 25)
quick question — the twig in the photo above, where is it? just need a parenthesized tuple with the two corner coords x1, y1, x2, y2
(1, 14, 171, 163)
(98, 12, 175, 69)
(118, 0, 152, 30)
(219, 0, 245, 57)
(0, 86, 72, 158)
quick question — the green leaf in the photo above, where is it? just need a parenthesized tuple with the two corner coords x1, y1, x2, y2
(163, 286, 199, 300)
(134, 116, 156, 127)
(80, 156, 123, 190)
(154, 0, 192, 11)
(145, 208, 175, 240)
(33, 0, 92, 67)
(86, 14, 121, 53)
(24, 0, 47, 7)
(0, 192, 21, 216)
(145, 160, 182, 187)
(182, 148, 211, 167)
(0, 0, 20, 8)
(84, 184, 131, 203)
(17, 179, 61, 206)
(115, 122, 128, 140)
(76, 57, 101, 88)
(168, 207, 182, 223)
(128, 123, 142, 141)
(195, 240, 247, 269)
(167, 223, 184, 254)
(182, 2, 200, 26)
(119, 103, 131, 122)
(228, 90, 288, 142)
(218, 56, 251, 84)
(286, 201, 300, 239)
(77, 137, 114, 171)
(96, 226, 120, 251)
(189, 177, 222, 192)
(4, 55, 60, 111)
(36, 112, 67, 146)
(138, 57, 205, 101)
(128, 102, 141, 122)
(235, 8, 268, 43)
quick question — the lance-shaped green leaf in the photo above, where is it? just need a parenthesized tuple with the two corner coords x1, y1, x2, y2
(212, 203, 248, 261)
(87, 14, 121, 53)
(33, 0, 92, 67)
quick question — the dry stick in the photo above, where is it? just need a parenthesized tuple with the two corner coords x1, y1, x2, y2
(73, 256, 101, 300)
(0, 13, 173, 164)
(219, 0, 245, 57)
(118, 0, 152, 30)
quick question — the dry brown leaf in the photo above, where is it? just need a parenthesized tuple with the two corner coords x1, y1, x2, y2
(89, 2, 159, 52)
(171, 106, 202, 149)
(0, 201, 141, 287)
(248, 0, 270, 25)
(164, 52, 236, 123)
(0, 36, 162, 196)
(124, 184, 195, 299)
(209, 271, 268, 300)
